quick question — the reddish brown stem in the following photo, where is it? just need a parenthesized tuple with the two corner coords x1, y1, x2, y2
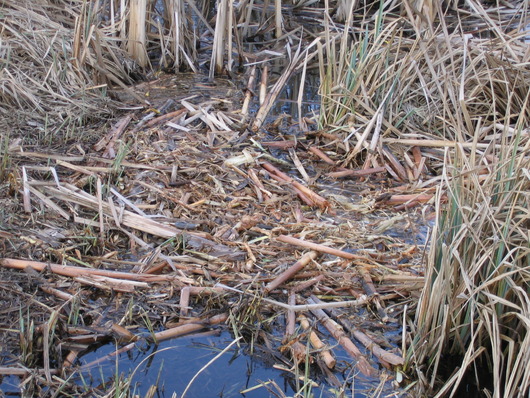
(277, 235, 368, 261)
(264, 251, 318, 293)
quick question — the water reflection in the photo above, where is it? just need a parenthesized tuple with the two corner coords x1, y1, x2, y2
(78, 331, 304, 397)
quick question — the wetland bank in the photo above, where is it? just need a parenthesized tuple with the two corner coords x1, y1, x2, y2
(1, 0, 529, 397)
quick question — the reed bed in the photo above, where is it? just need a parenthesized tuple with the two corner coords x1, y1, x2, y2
(0, 0, 198, 140)
(408, 114, 530, 397)
(1, 0, 131, 139)
(1, 0, 530, 396)
(316, 1, 530, 395)
(318, 1, 530, 177)
(360, 3, 530, 398)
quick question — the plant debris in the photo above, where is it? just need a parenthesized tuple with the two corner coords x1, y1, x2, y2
(1, 0, 528, 396)
(0, 81, 428, 396)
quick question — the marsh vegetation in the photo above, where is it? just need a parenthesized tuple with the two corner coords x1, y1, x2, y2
(0, 0, 529, 396)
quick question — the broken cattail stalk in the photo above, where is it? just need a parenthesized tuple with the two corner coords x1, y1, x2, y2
(327, 166, 386, 179)
(0, 258, 194, 284)
(216, 283, 369, 311)
(281, 293, 307, 364)
(0, 367, 60, 377)
(383, 149, 408, 181)
(286, 293, 297, 336)
(264, 251, 319, 293)
(358, 267, 391, 322)
(289, 147, 310, 182)
(309, 146, 336, 165)
(275, 0, 282, 38)
(96, 178, 104, 245)
(379, 193, 435, 205)
(261, 140, 297, 149)
(297, 54, 309, 132)
(40, 286, 74, 301)
(144, 108, 187, 128)
(261, 162, 331, 210)
(180, 286, 225, 316)
(241, 65, 257, 117)
(277, 235, 369, 261)
(110, 323, 139, 343)
(22, 166, 31, 212)
(299, 314, 335, 369)
(323, 303, 404, 367)
(291, 274, 325, 293)
(153, 313, 228, 342)
(210, 0, 230, 77)
(93, 115, 133, 153)
(307, 297, 377, 377)
(143, 261, 171, 274)
(74, 275, 148, 293)
(259, 65, 268, 105)
(64, 314, 106, 368)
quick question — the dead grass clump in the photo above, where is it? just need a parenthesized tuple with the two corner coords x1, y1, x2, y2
(396, 5, 529, 397)
(408, 113, 530, 396)
(0, 0, 201, 141)
(0, 0, 131, 139)
(318, 2, 530, 178)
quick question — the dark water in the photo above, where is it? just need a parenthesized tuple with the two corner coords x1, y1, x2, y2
(0, 328, 400, 397)
(71, 325, 400, 398)
(76, 331, 324, 397)
(0, 375, 20, 396)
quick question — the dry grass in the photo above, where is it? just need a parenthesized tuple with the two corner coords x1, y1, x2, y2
(0, 0, 133, 139)
(0, 0, 200, 141)
(373, 3, 530, 398)
(408, 113, 530, 397)
(318, 1, 530, 176)
(315, 1, 530, 396)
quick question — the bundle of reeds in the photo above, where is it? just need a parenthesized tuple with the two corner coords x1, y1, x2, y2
(128, 0, 149, 68)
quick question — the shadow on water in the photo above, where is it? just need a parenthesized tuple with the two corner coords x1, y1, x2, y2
(270, 68, 321, 121)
